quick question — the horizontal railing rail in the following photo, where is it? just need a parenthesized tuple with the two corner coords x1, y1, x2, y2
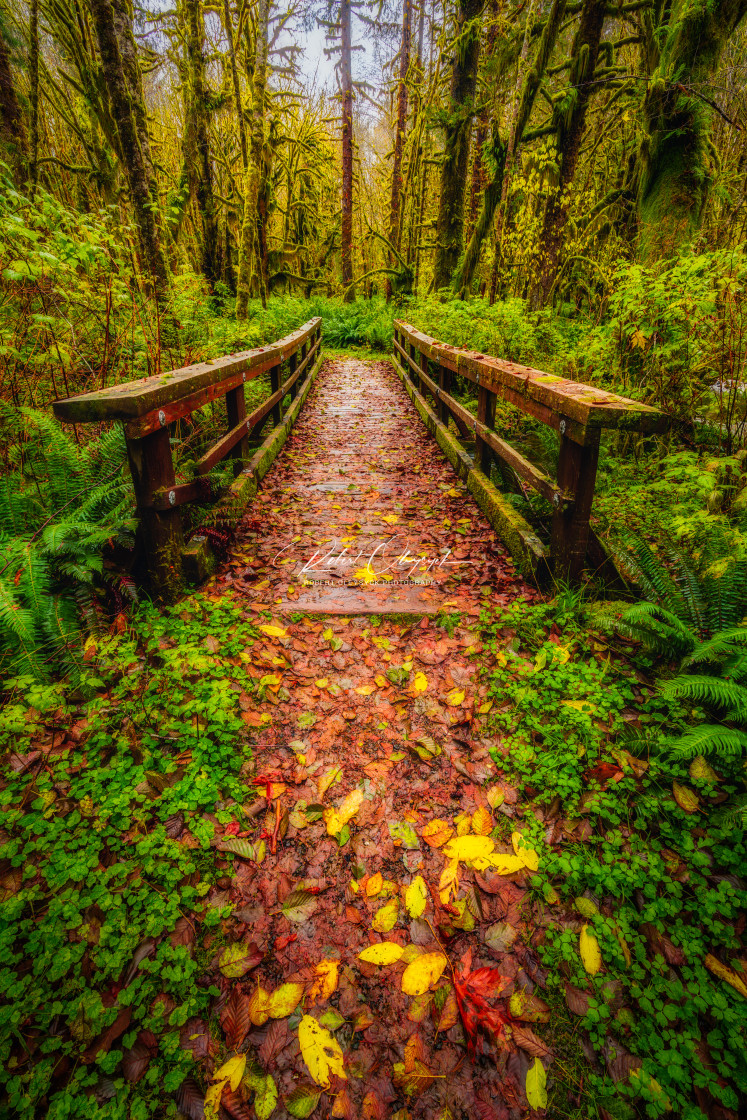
(53, 317, 323, 596)
(392, 320, 667, 582)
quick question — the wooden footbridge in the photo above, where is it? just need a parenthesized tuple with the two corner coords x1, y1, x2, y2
(53, 316, 665, 598)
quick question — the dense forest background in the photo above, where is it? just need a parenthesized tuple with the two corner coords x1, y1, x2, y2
(3, 3, 747, 1120)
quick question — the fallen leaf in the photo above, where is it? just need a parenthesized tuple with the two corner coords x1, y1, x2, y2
(422, 819, 453, 848)
(401, 952, 447, 996)
(358, 942, 404, 965)
(324, 789, 364, 836)
(704, 952, 747, 999)
(298, 1014, 346, 1087)
(443, 835, 495, 864)
(580, 924, 602, 975)
(472, 806, 493, 835)
(525, 1056, 547, 1109)
(672, 781, 699, 813)
(268, 982, 304, 1018)
(258, 624, 287, 639)
(405, 876, 428, 918)
(372, 899, 399, 933)
(308, 960, 339, 1003)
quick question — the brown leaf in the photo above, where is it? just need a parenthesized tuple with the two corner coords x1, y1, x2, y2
(564, 982, 590, 1016)
(259, 1017, 289, 1066)
(122, 1030, 157, 1084)
(604, 1038, 642, 1083)
(175, 1075, 206, 1120)
(512, 1024, 551, 1059)
(81, 1006, 131, 1063)
(220, 986, 251, 1050)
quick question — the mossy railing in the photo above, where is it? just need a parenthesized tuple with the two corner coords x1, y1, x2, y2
(53, 318, 322, 598)
(392, 320, 667, 583)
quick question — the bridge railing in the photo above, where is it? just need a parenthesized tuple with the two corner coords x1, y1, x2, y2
(53, 317, 322, 597)
(392, 320, 666, 582)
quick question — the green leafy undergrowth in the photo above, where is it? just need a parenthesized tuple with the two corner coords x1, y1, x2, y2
(0, 593, 260, 1118)
(479, 596, 747, 1120)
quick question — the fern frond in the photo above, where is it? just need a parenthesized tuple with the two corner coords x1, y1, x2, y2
(668, 725, 747, 758)
(660, 674, 747, 714)
(683, 627, 747, 669)
(616, 601, 695, 657)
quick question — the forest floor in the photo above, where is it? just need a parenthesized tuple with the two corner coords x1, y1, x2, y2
(195, 357, 556, 1117)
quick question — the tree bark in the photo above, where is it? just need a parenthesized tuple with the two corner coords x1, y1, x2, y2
(88, 0, 170, 294)
(532, 0, 606, 306)
(29, 0, 39, 193)
(341, 0, 356, 301)
(433, 0, 483, 291)
(184, 0, 220, 287)
(0, 12, 28, 186)
(638, 0, 747, 261)
(236, 0, 269, 317)
(223, 0, 248, 171)
(385, 0, 412, 300)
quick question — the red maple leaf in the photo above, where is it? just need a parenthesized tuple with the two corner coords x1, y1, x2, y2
(453, 951, 511, 1057)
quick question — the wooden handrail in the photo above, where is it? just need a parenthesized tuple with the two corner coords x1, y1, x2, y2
(393, 320, 667, 583)
(52, 317, 323, 598)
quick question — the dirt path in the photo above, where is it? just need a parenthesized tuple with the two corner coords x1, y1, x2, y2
(201, 359, 548, 1119)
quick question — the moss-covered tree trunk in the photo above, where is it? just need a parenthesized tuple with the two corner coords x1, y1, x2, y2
(639, 0, 747, 261)
(223, 0, 248, 172)
(0, 10, 28, 186)
(341, 0, 356, 302)
(29, 0, 39, 193)
(184, 0, 220, 287)
(236, 0, 268, 317)
(385, 0, 412, 301)
(433, 0, 483, 291)
(454, 0, 566, 297)
(531, 0, 606, 306)
(89, 0, 170, 294)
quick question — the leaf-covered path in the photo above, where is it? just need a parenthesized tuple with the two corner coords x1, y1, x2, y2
(194, 358, 554, 1118)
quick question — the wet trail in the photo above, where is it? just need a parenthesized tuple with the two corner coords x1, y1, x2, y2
(203, 359, 548, 1119)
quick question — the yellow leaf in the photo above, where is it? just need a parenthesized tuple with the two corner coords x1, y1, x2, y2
(401, 952, 447, 996)
(299, 1014, 346, 1088)
(258, 624, 287, 639)
(355, 684, 375, 695)
(317, 766, 343, 798)
(512, 832, 539, 871)
(472, 807, 493, 836)
(580, 924, 602, 975)
(487, 787, 505, 809)
(366, 871, 384, 898)
(316, 678, 329, 688)
(268, 981, 304, 1018)
(324, 789, 364, 836)
(205, 1054, 247, 1119)
(672, 781, 699, 813)
(477, 700, 493, 714)
(354, 565, 378, 584)
(411, 672, 428, 693)
(563, 699, 596, 712)
(443, 835, 495, 865)
(445, 687, 465, 707)
(704, 953, 747, 999)
(248, 985, 270, 1025)
(308, 960, 339, 1003)
(374, 674, 387, 687)
(486, 853, 525, 874)
(358, 942, 404, 965)
(405, 875, 428, 918)
(689, 755, 719, 783)
(372, 899, 399, 933)
(525, 1057, 547, 1110)
(438, 859, 459, 903)
(422, 819, 453, 848)
(380, 513, 399, 524)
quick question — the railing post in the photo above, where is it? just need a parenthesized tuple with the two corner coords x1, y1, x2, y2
(288, 350, 298, 400)
(124, 426, 184, 600)
(270, 363, 282, 424)
(418, 351, 428, 395)
(475, 384, 496, 475)
(225, 377, 248, 475)
(439, 366, 450, 426)
(551, 426, 600, 583)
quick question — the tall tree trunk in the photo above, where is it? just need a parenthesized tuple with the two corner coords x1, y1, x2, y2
(29, 0, 39, 193)
(223, 0, 248, 171)
(433, 0, 483, 290)
(465, 0, 500, 243)
(236, 0, 269, 317)
(385, 0, 412, 300)
(88, 0, 169, 294)
(340, 0, 356, 301)
(638, 0, 747, 261)
(184, 0, 220, 287)
(453, 0, 567, 297)
(110, 0, 161, 219)
(532, 0, 606, 306)
(0, 12, 28, 186)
